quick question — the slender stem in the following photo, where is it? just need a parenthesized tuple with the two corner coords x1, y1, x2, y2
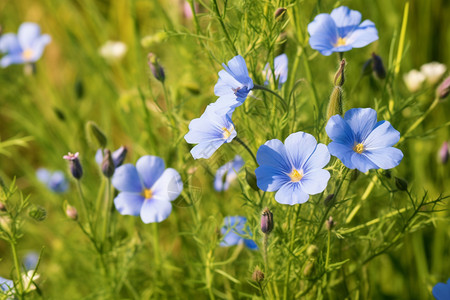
(11, 240, 24, 296)
(253, 84, 287, 111)
(283, 205, 301, 300)
(101, 178, 112, 247)
(258, 282, 267, 300)
(234, 136, 257, 165)
(212, 0, 237, 55)
(325, 228, 331, 269)
(76, 181, 90, 226)
(263, 234, 269, 274)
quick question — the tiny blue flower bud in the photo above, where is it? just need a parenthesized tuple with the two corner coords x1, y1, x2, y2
(439, 141, 449, 164)
(372, 53, 386, 79)
(101, 149, 115, 178)
(63, 152, 83, 180)
(112, 146, 128, 167)
(148, 53, 165, 83)
(261, 208, 274, 234)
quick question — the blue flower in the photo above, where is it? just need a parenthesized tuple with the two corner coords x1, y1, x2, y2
(255, 132, 330, 205)
(0, 22, 51, 67)
(326, 108, 403, 173)
(214, 55, 254, 102)
(95, 146, 128, 167)
(112, 155, 183, 223)
(184, 104, 236, 159)
(214, 155, 245, 191)
(264, 53, 288, 88)
(0, 276, 13, 294)
(220, 216, 258, 250)
(23, 251, 39, 271)
(307, 6, 378, 56)
(36, 168, 68, 193)
(433, 278, 450, 300)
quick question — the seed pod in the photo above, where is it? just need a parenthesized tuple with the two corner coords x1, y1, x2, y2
(252, 267, 264, 283)
(274, 8, 287, 22)
(334, 59, 346, 87)
(327, 86, 343, 120)
(395, 177, 408, 191)
(28, 205, 47, 221)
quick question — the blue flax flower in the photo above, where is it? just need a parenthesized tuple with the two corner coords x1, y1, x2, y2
(264, 53, 288, 88)
(36, 168, 68, 193)
(95, 146, 128, 167)
(214, 155, 244, 191)
(214, 55, 254, 106)
(184, 104, 236, 159)
(326, 108, 403, 173)
(0, 22, 51, 67)
(112, 155, 183, 223)
(220, 216, 257, 250)
(0, 276, 13, 294)
(307, 6, 378, 56)
(255, 132, 330, 205)
(433, 278, 450, 300)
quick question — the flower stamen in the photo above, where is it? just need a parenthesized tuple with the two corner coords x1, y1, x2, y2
(289, 169, 303, 182)
(143, 188, 153, 199)
(22, 49, 34, 61)
(222, 127, 232, 139)
(334, 37, 347, 47)
(353, 143, 364, 154)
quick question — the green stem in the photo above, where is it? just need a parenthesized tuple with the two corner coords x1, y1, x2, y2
(325, 228, 331, 269)
(76, 181, 91, 227)
(282, 205, 301, 300)
(258, 282, 267, 300)
(101, 178, 112, 247)
(234, 136, 257, 165)
(253, 84, 287, 111)
(11, 240, 24, 296)
(212, 0, 237, 55)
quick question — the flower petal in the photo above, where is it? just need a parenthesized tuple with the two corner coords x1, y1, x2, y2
(284, 131, 318, 170)
(1, 54, 25, 67)
(190, 140, 225, 159)
(300, 169, 330, 195)
(432, 279, 450, 300)
(325, 114, 355, 146)
(244, 239, 258, 250)
(307, 14, 338, 56)
(112, 164, 142, 193)
(303, 143, 330, 172)
(140, 198, 173, 223)
(36, 168, 51, 184)
(18, 22, 41, 49)
(327, 142, 356, 169)
(29, 34, 51, 62)
(330, 6, 362, 37)
(214, 70, 243, 96)
(114, 192, 144, 216)
(351, 152, 378, 173)
(344, 108, 377, 142)
(152, 168, 183, 201)
(364, 121, 400, 150)
(275, 182, 309, 205)
(256, 139, 291, 173)
(345, 20, 378, 48)
(255, 165, 290, 192)
(363, 147, 403, 169)
(136, 155, 165, 189)
(0, 33, 21, 54)
(222, 55, 253, 88)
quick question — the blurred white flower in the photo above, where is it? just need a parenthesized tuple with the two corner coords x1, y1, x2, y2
(420, 62, 447, 85)
(403, 69, 426, 92)
(22, 270, 40, 291)
(99, 41, 127, 62)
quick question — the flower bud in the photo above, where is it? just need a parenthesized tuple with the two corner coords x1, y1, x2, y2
(0, 202, 6, 212)
(303, 260, 315, 277)
(112, 146, 128, 167)
(101, 149, 115, 178)
(334, 59, 346, 86)
(148, 53, 165, 83)
(326, 86, 343, 120)
(274, 8, 287, 21)
(361, 58, 373, 76)
(325, 216, 335, 231)
(306, 245, 319, 258)
(28, 205, 47, 221)
(394, 177, 408, 191)
(66, 205, 78, 221)
(245, 168, 259, 191)
(323, 194, 335, 207)
(252, 267, 264, 283)
(63, 152, 83, 180)
(86, 121, 107, 148)
(75, 78, 84, 100)
(382, 169, 392, 179)
(261, 208, 274, 234)
(372, 53, 386, 79)
(437, 76, 450, 100)
(439, 141, 449, 164)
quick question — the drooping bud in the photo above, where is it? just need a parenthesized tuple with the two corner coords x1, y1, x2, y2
(252, 267, 264, 283)
(112, 146, 128, 167)
(66, 205, 78, 221)
(274, 8, 287, 22)
(306, 245, 319, 258)
(0, 202, 6, 212)
(326, 86, 343, 120)
(361, 58, 373, 76)
(261, 208, 274, 234)
(245, 168, 259, 191)
(86, 121, 107, 149)
(334, 59, 346, 86)
(148, 53, 165, 83)
(28, 205, 47, 221)
(439, 141, 449, 164)
(323, 194, 335, 207)
(437, 76, 450, 100)
(394, 177, 408, 191)
(325, 216, 335, 231)
(101, 149, 115, 178)
(372, 53, 386, 79)
(63, 152, 83, 180)
(53, 108, 66, 121)
(75, 78, 84, 100)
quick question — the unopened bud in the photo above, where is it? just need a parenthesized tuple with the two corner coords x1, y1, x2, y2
(252, 267, 264, 283)
(245, 168, 259, 191)
(274, 8, 287, 21)
(306, 245, 319, 258)
(86, 121, 107, 148)
(437, 76, 450, 100)
(63, 152, 83, 180)
(439, 141, 449, 164)
(372, 53, 386, 79)
(303, 260, 315, 277)
(53, 108, 66, 121)
(261, 208, 274, 234)
(361, 58, 373, 76)
(66, 205, 78, 221)
(323, 194, 335, 207)
(326, 86, 343, 120)
(325, 216, 335, 231)
(101, 149, 115, 177)
(112, 146, 128, 167)
(75, 79, 84, 100)
(0, 202, 6, 212)
(394, 177, 408, 191)
(148, 53, 165, 83)
(334, 59, 346, 86)
(28, 205, 47, 221)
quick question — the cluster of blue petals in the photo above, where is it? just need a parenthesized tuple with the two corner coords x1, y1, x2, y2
(220, 216, 258, 250)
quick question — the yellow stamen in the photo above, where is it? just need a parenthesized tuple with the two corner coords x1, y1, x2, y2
(222, 127, 232, 139)
(289, 169, 303, 182)
(353, 143, 364, 154)
(335, 37, 347, 47)
(143, 188, 153, 199)
(22, 49, 34, 61)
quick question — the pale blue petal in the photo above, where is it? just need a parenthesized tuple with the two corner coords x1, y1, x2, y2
(114, 192, 144, 216)
(140, 198, 173, 223)
(284, 132, 318, 170)
(1, 54, 25, 67)
(344, 108, 377, 142)
(223, 55, 253, 87)
(48, 171, 68, 193)
(303, 143, 330, 173)
(0, 276, 14, 292)
(275, 182, 309, 205)
(256, 139, 291, 173)
(308, 14, 338, 56)
(112, 164, 142, 193)
(328, 142, 355, 169)
(214, 163, 228, 191)
(151, 168, 183, 201)
(351, 152, 378, 172)
(363, 147, 403, 169)
(190, 140, 224, 159)
(346, 20, 378, 48)
(214, 70, 243, 96)
(433, 279, 450, 300)
(274, 53, 288, 85)
(0, 33, 21, 54)
(36, 168, 51, 183)
(18, 22, 41, 49)
(136, 155, 165, 189)
(364, 121, 400, 150)
(244, 239, 258, 250)
(330, 6, 362, 37)
(212, 94, 242, 113)
(255, 165, 290, 192)
(220, 216, 246, 246)
(29, 34, 51, 62)
(95, 149, 103, 165)
(325, 114, 355, 146)
(300, 169, 330, 195)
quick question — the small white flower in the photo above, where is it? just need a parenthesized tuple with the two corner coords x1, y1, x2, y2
(99, 41, 127, 62)
(22, 270, 40, 292)
(420, 62, 447, 85)
(403, 69, 426, 92)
